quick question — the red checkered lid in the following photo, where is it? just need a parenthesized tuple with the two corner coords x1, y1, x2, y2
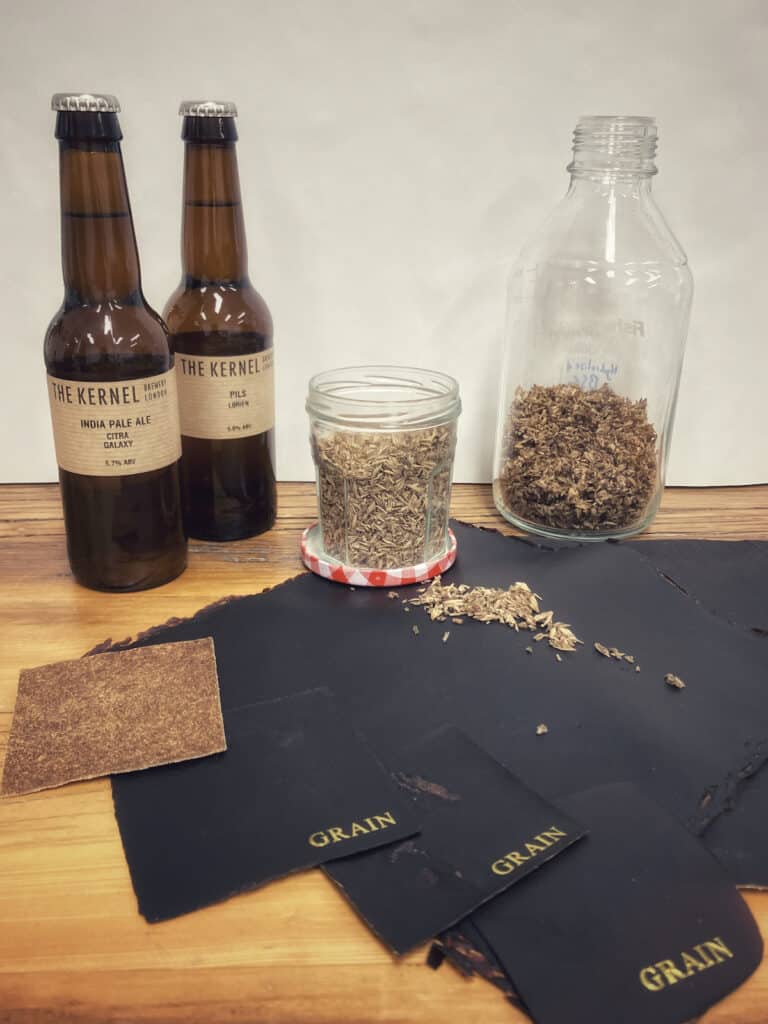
(300, 524, 457, 587)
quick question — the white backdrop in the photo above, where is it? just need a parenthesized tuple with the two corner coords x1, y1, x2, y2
(1, 0, 766, 485)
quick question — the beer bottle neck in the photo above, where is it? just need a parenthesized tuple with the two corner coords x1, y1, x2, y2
(181, 142, 249, 286)
(59, 142, 142, 303)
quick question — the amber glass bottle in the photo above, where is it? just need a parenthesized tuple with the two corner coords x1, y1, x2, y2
(44, 93, 186, 591)
(163, 100, 276, 541)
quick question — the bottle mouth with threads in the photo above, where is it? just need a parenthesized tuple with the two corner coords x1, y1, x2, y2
(306, 366, 461, 431)
(568, 115, 658, 178)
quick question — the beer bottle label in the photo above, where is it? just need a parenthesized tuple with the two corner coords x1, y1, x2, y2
(46, 369, 182, 477)
(174, 349, 275, 440)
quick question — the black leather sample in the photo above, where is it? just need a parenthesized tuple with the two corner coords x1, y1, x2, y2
(112, 688, 420, 922)
(325, 726, 586, 954)
(469, 783, 763, 1024)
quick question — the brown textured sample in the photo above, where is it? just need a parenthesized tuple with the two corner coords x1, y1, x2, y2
(1, 638, 224, 796)
(497, 383, 658, 532)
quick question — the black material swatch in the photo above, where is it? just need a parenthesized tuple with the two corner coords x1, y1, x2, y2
(107, 524, 768, 886)
(629, 538, 768, 634)
(325, 726, 586, 954)
(630, 538, 768, 885)
(112, 688, 420, 922)
(470, 783, 763, 1024)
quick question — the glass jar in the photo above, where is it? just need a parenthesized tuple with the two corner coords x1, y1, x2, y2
(492, 115, 693, 540)
(306, 366, 461, 572)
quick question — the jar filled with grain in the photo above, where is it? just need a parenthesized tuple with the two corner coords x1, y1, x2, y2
(492, 116, 693, 540)
(306, 367, 461, 577)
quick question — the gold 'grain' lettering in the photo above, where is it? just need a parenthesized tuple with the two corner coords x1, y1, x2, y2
(306, 811, 397, 848)
(639, 937, 735, 992)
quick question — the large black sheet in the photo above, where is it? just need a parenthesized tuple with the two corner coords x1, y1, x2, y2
(108, 522, 768, 887)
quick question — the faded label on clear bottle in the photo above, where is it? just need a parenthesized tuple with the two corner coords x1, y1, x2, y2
(555, 318, 647, 391)
(47, 369, 182, 477)
(175, 349, 275, 440)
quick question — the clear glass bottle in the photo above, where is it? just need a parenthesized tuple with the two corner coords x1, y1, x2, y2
(492, 116, 693, 540)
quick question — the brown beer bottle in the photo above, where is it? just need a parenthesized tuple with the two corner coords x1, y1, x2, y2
(164, 100, 276, 541)
(44, 93, 187, 591)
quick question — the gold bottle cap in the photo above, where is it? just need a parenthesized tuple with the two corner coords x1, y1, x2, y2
(51, 93, 120, 113)
(179, 100, 237, 118)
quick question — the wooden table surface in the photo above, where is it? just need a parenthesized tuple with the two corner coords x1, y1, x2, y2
(1, 482, 767, 1024)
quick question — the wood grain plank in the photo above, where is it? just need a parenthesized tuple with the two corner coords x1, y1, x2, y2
(1, 482, 767, 1023)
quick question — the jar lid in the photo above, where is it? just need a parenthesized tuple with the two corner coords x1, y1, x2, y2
(301, 525, 457, 587)
(306, 366, 461, 430)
